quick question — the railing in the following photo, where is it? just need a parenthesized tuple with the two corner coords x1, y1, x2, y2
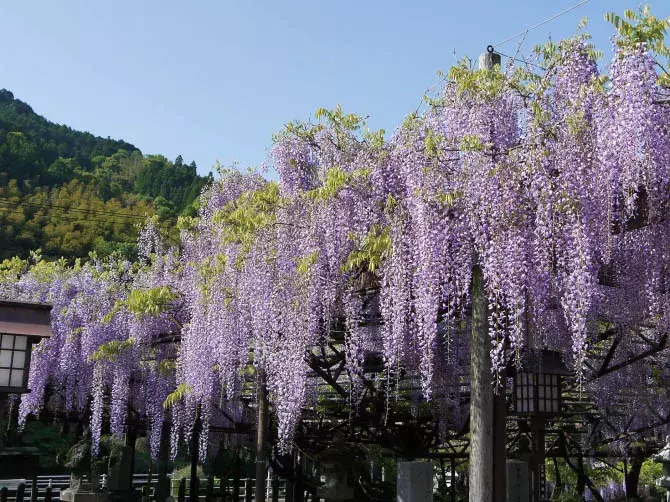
(170, 476, 288, 501)
(0, 475, 292, 502)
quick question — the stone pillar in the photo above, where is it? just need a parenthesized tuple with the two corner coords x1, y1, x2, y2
(106, 445, 134, 495)
(506, 460, 529, 502)
(397, 462, 433, 502)
(106, 428, 135, 502)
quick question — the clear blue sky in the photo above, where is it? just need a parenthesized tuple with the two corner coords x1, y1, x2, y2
(1, 1, 668, 178)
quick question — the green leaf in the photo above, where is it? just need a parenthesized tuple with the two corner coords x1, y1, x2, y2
(459, 135, 484, 152)
(89, 338, 135, 363)
(342, 225, 392, 273)
(297, 250, 319, 276)
(163, 383, 193, 409)
(157, 359, 177, 377)
(125, 286, 180, 317)
(212, 182, 281, 248)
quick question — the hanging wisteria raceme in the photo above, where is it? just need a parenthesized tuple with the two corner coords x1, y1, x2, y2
(5, 247, 181, 457)
(13, 260, 128, 425)
(172, 30, 670, 450)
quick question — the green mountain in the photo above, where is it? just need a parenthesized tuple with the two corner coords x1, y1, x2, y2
(0, 89, 212, 260)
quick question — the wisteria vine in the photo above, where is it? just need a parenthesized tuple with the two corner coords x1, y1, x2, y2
(3, 11, 670, 460)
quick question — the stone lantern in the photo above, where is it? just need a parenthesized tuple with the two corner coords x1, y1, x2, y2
(512, 349, 571, 502)
(513, 350, 570, 417)
(653, 436, 670, 502)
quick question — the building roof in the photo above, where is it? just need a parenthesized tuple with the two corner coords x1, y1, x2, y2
(0, 300, 52, 338)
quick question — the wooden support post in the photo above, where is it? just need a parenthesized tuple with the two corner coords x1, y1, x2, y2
(156, 421, 172, 501)
(205, 474, 214, 502)
(0, 487, 6, 502)
(44, 486, 51, 502)
(5, 396, 19, 446)
(284, 475, 294, 502)
(126, 420, 137, 489)
(178, 478, 186, 502)
(531, 416, 546, 502)
(15, 483, 24, 502)
(493, 390, 507, 501)
(143, 460, 153, 500)
(255, 371, 269, 502)
(244, 478, 253, 502)
(29, 477, 37, 502)
(233, 452, 241, 501)
(220, 477, 228, 501)
(190, 405, 201, 502)
(271, 476, 280, 502)
(294, 464, 304, 502)
(451, 458, 456, 502)
(469, 265, 494, 502)
(469, 48, 506, 502)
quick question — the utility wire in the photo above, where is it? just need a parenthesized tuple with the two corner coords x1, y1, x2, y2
(0, 204, 143, 228)
(0, 197, 157, 221)
(493, 0, 592, 49)
(0, 201, 159, 228)
(418, 1, 590, 113)
(0, 197, 178, 224)
(495, 50, 546, 71)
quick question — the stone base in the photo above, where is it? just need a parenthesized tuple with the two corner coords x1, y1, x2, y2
(397, 461, 433, 502)
(60, 489, 108, 502)
(507, 459, 530, 502)
(107, 489, 136, 502)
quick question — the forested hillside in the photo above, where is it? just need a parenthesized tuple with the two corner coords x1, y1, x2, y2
(0, 89, 212, 259)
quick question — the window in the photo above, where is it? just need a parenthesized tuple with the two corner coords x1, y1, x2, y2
(515, 372, 535, 413)
(537, 374, 560, 413)
(0, 334, 28, 388)
(516, 371, 561, 415)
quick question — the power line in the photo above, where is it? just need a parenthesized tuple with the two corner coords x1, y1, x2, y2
(0, 201, 156, 229)
(0, 197, 156, 221)
(417, 1, 590, 114)
(495, 49, 546, 71)
(0, 208, 141, 230)
(0, 197, 178, 224)
(493, 0, 592, 49)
